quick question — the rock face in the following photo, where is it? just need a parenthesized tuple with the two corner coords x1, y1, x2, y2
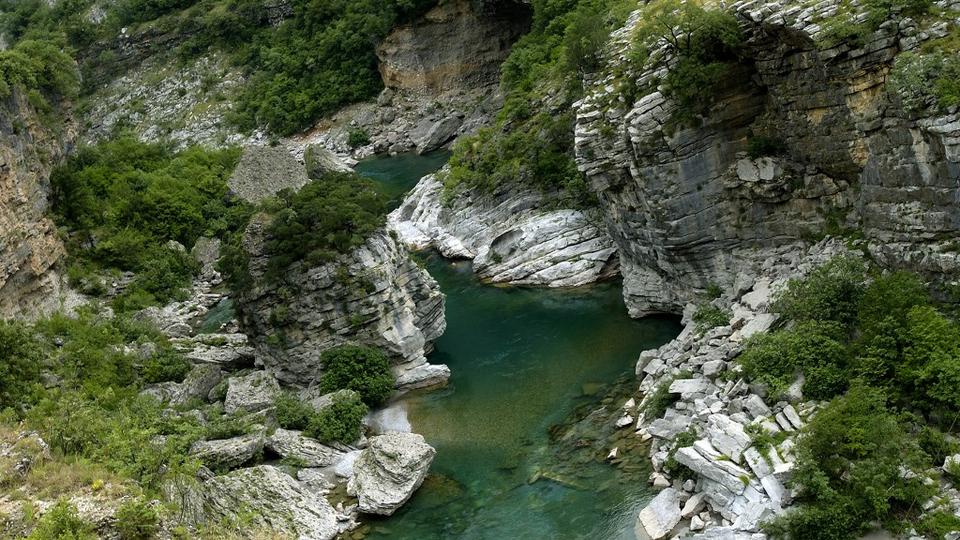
(0, 88, 75, 319)
(576, 0, 960, 316)
(238, 217, 447, 387)
(202, 465, 339, 539)
(224, 371, 280, 414)
(389, 173, 619, 287)
(377, 0, 531, 95)
(346, 432, 436, 515)
(228, 145, 310, 203)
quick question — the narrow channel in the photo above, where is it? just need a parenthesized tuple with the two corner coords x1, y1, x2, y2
(355, 154, 681, 539)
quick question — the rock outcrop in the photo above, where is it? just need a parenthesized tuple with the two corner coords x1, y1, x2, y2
(202, 465, 340, 539)
(346, 432, 436, 516)
(389, 173, 619, 287)
(228, 145, 311, 203)
(0, 88, 76, 319)
(576, 0, 960, 316)
(376, 0, 532, 95)
(238, 217, 448, 387)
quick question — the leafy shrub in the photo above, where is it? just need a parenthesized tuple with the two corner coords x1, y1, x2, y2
(347, 128, 371, 149)
(739, 322, 848, 400)
(274, 392, 314, 431)
(319, 345, 394, 407)
(765, 385, 933, 539)
(0, 320, 43, 412)
(304, 392, 368, 444)
(772, 255, 867, 328)
(916, 511, 960, 540)
(114, 498, 160, 540)
(140, 348, 191, 385)
(0, 37, 79, 102)
(27, 500, 95, 540)
(261, 172, 385, 282)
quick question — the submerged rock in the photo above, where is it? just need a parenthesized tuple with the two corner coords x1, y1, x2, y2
(203, 465, 339, 539)
(347, 432, 436, 515)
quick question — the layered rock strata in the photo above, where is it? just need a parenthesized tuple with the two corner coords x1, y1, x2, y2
(576, 0, 960, 316)
(389, 173, 619, 287)
(0, 89, 75, 319)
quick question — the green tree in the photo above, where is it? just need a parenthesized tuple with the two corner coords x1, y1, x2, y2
(319, 345, 395, 407)
(0, 320, 43, 412)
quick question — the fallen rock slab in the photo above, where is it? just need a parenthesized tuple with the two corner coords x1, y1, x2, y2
(635, 487, 682, 540)
(347, 432, 435, 515)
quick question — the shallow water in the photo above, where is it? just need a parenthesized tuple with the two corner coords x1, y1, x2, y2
(358, 154, 681, 540)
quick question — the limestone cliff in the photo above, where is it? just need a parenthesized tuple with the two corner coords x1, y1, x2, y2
(377, 0, 532, 95)
(0, 89, 75, 319)
(389, 172, 619, 287)
(236, 215, 448, 389)
(576, 0, 960, 316)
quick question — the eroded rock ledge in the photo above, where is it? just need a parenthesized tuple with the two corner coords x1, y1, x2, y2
(238, 218, 448, 389)
(389, 172, 619, 287)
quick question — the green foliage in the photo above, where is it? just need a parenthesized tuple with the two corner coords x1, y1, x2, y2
(740, 321, 848, 400)
(347, 128, 371, 149)
(114, 498, 160, 540)
(140, 348, 191, 385)
(0, 36, 79, 102)
(260, 172, 386, 283)
(319, 345, 394, 407)
(27, 500, 95, 540)
(916, 511, 960, 540)
(50, 137, 246, 309)
(772, 255, 867, 328)
(629, 0, 744, 124)
(818, 0, 933, 48)
(765, 385, 933, 540)
(444, 0, 632, 206)
(304, 392, 368, 444)
(692, 304, 729, 333)
(890, 48, 960, 114)
(225, 0, 436, 135)
(0, 320, 44, 413)
(641, 372, 689, 420)
(274, 392, 314, 431)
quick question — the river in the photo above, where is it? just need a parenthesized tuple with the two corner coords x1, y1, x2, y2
(354, 154, 680, 540)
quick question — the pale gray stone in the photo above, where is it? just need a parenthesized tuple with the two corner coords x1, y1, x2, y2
(347, 432, 435, 515)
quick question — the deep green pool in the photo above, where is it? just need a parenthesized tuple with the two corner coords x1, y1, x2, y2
(356, 154, 680, 540)
(355, 150, 451, 209)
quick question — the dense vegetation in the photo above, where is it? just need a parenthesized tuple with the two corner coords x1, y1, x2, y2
(0, 36, 79, 104)
(275, 390, 369, 444)
(735, 256, 960, 538)
(442, 0, 635, 207)
(1, 0, 436, 135)
(50, 137, 248, 310)
(818, 0, 933, 48)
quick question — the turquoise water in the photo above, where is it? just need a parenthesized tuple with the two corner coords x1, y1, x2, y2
(357, 154, 680, 540)
(355, 150, 451, 209)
